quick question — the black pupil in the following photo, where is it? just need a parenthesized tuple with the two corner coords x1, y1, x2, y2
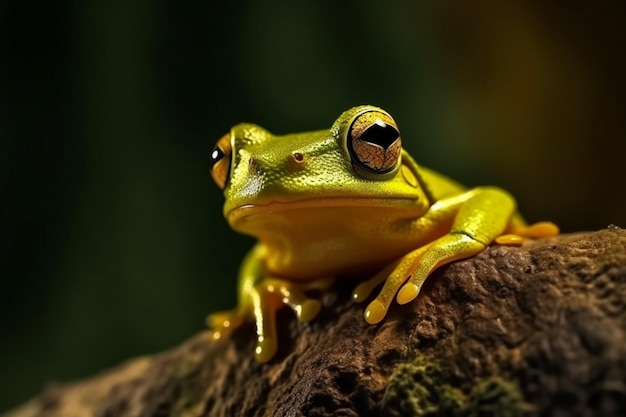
(210, 146, 224, 168)
(360, 121, 399, 149)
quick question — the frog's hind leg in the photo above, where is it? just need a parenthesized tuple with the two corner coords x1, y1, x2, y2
(208, 281, 283, 363)
(495, 215, 559, 246)
(249, 284, 281, 363)
(208, 245, 333, 363)
(251, 276, 334, 363)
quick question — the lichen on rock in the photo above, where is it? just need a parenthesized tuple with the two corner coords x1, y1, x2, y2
(382, 355, 530, 417)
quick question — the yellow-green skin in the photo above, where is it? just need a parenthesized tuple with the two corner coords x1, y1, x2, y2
(208, 105, 558, 363)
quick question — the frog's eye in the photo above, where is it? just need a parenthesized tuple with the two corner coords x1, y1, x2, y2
(348, 110, 401, 174)
(210, 133, 232, 190)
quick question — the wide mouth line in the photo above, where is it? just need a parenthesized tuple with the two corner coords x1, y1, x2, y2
(226, 195, 420, 221)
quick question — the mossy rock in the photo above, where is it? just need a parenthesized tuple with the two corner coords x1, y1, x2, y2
(5, 227, 626, 417)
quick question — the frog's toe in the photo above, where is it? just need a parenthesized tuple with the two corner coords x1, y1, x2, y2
(206, 311, 241, 328)
(255, 336, 278, 363)
(364, 282, 402, 325)
(495, 234, 525, 245)
(363, 263, 420, 324)
(519, 221, 559, 238)
(362, 245, 433, 324)
(497, 221, 560, 246)
(266, 279, 323, 323)
(396, 283, 420, 305)
(397, 233, 486, 305)
(364, 299, 387, 324)
(298, 299, 322, 322)
(352, 262, 397, 303)
(206, 310, 244, 340)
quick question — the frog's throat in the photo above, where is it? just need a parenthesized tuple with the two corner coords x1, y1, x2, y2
(226, 196, 426, 225)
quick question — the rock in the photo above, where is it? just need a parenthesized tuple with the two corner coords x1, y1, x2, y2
(5, 227, 626, 417)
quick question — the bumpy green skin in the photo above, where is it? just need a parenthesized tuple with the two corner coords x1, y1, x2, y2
(382, 356, 531, 417)
(208, 105, 559, 363)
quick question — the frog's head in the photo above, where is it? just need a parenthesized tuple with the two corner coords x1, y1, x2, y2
(209, 105, 432, 234)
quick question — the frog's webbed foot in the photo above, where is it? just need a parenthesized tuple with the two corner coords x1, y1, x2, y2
(495, 221, 559, 245)
(208, 277, 333, 363)
(354, 233, 486, 325)
(262, 277, 333, 322)
(251, 277, 333, 362)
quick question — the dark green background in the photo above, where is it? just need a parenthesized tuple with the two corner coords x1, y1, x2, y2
(2, 1, 625, 410)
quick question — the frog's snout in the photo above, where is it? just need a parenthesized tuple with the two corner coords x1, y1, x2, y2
(245, 151, 307, 175)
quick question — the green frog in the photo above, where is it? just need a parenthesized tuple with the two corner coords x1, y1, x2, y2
(207, 105, 558, 362)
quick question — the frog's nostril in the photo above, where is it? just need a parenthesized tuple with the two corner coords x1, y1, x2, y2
(247, 157, 263, 175)
(292, 152, 304, 163)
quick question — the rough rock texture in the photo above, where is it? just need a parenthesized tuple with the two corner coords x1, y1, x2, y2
(5, 227, 626, 417)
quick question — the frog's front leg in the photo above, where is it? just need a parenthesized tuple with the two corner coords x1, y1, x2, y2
(207, 244, 332, 363)
(360, 187, 518, 324)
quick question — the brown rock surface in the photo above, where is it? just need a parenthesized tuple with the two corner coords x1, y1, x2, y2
(5, 227, 626, 417)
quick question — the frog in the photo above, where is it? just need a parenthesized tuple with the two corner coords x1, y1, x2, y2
(207, 105, 558, 363)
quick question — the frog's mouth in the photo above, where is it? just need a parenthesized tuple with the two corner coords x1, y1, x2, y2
(226, 196, 424, 227)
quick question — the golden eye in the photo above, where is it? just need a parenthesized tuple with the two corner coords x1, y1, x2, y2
(210, 133, 232, 190)
(348, 110, 401, 174)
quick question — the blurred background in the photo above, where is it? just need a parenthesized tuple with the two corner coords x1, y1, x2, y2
(2, 0, 625, 410)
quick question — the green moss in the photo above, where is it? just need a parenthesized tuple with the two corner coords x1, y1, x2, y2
(466, 377, 533, 417)
(382, 356, 531, 417)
